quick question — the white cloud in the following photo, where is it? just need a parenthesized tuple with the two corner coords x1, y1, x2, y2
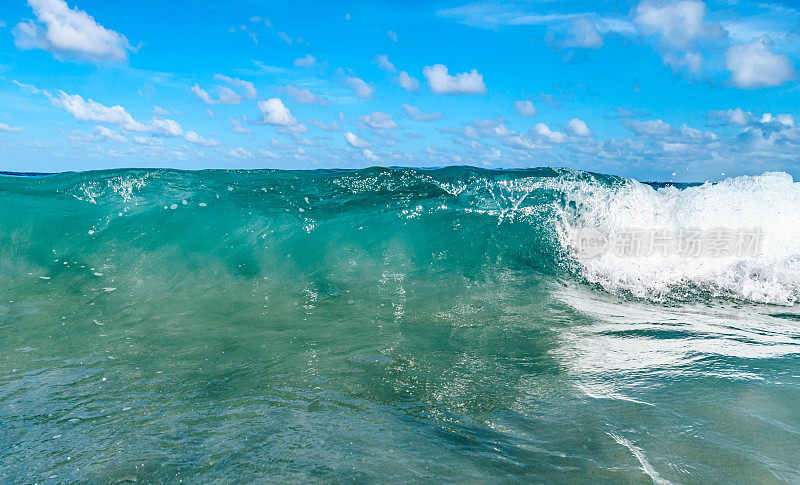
(226, 147, 253, 159)
(230, 118, 251, 134)
(182, 131, 217, 146)
(286, 86, 328, 105)
(133, 135, 162, 146)
(725, 38, 795, 88)
(387, 31, 398, 42)
(152, 106, 169, 117)
(49, 90, 147, 131)
(344, 131, 369, 148)
(564, 17, 603, 49)
(191, 75, 257, 105)
(514, 100, 537, 117)
(374, 54, 396, 73)
(532, 123, 566, 143)
(760, 113, 794, 127)
(149, 117, 183, 137)
(35, 86, 217, 146)
(92, 125, 126, 143)
(710, 108, 753, 126)
(0, 122, 24, 133)
(310, 119, 341, 131)
(256, 98, 298, 126)
(359, 111, 398, 129)
(634, 0, 726, 76)
(71, 125, 127, 143)
(190, 85, 215, 104)
(567, 118, 592, 136)
(294, 54, 316, 68)
(396, 71, 420, 92)
(403, 104, 441, 122)
(259, 149, 277, 158)
(363, 149, 379, 161)
(345, 75, 373, 99)
(216, 75, 257, 98)
(423, 64, 486, 95)
(13, 0, 133, 62)
(634, 0, 715, 50)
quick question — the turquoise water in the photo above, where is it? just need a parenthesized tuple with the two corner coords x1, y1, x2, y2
(1, 167, 799, 483)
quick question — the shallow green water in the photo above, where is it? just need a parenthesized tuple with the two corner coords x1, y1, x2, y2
(1, 168, 799, 483)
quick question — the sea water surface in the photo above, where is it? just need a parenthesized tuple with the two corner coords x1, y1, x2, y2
(1, 167, 799, 483)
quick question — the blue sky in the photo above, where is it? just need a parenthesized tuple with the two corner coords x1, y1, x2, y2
(1, 0, 799, 181)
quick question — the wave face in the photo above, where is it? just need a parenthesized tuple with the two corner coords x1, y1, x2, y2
(2, 167, 800, 483)
(2, 167, 798, 305)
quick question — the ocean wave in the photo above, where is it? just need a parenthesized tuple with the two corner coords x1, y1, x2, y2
(2, 167, 798, 306)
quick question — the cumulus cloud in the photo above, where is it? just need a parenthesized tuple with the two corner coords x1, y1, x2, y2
(344, 131, 369, 148)
(514, 100, 537, 117)
(709, 107, 753, 126)
(359, 111, 398, 130)
(345, 75, 373, 99)
(0, 122, 24, 133)
(31, 85, 217, 146)
(759, 113, 794, 127)
(286, 86, 328, 105)
(182, 131, 217, 146)
(255, 98, 298, 126)
(634, 0, 725, 75)
(373, 54, 396, 73)
(634, 0, 719, 50)
(294, 54, 316, 68)
(49, 90, 146, 131)
(373, 55, 419, 91)
(532, 123, 566, 143)
(191, 75, 258, 105)
(423, 64, 486, 95)
(226, 147, 253, 159)
(387, 30, 398, 42)
(725, 38, 795, 88)
(132, 135, 162, 146)
(393, 71, 419, 93)
(567, 118, 592, 136)
(71, 125, 127, 143)
(149, 117, 182, 137)
(13, 0, 133, 63)
(92, 125, 126, 143)
(443, 118, 555, 151)
(403, 104, 442, 122)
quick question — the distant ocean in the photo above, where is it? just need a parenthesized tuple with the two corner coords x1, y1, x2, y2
(2, 167, 799, 482)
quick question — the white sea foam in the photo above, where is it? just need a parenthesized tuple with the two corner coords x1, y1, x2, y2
(556, 172, 800, 305)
